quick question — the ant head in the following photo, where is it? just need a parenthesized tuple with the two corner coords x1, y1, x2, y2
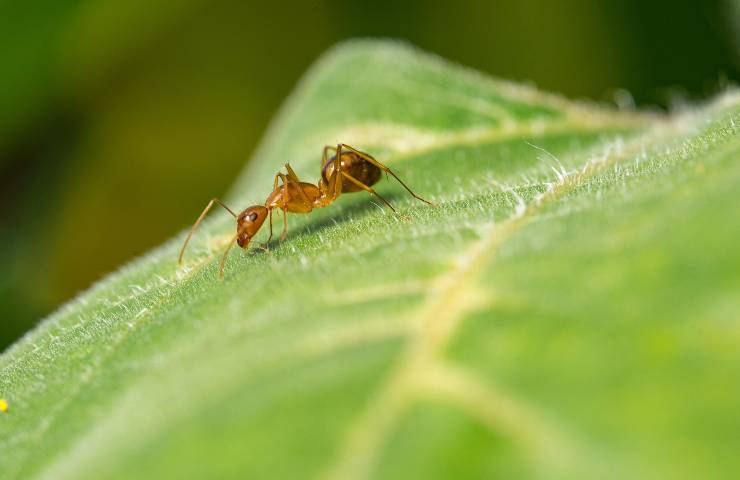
(236, 206, 268, 248)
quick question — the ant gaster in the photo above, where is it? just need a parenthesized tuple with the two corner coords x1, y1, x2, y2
(178, 143, 433, 277)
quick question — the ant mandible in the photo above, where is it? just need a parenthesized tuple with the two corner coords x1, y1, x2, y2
(178, 143, 433, 277)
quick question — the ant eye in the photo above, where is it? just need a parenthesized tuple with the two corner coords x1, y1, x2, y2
(248, 212, 258, 222)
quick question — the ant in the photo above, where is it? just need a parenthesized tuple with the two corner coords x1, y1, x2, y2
(178, 143, 433, 277)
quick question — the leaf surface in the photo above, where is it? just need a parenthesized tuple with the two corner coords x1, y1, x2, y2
(1, 40, 739, 480)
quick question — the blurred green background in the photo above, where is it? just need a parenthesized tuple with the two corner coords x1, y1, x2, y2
(0, 0, 738, 350)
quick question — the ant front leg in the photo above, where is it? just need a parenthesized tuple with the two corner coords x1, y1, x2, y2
(280, 208, 289, 241)
(339, 143, 434, 206)
(267, 208, 274, 243)
(257, 208, 274, 252)
(273, 173, 295, 242)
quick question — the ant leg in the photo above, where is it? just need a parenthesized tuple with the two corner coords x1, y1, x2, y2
(330, 144, 344, 201)
(277, 174, 291, 241)
(179, 198, 237, 265)
(283, 163, 313, 205)
(257, 208, 274, 252)
(322, 145, 337, 169)
(263, 172, 289, 246)
(316, 144, 345, 200)
(339, 143, 434, 206)
(280, 209, 289, 241)
(270, 169, 293, 203)
(271, 168, 306, 203)
(277, 168, 317, 208)
(341, 171, 398, 214)
(315, 145, 344, 207)
(284, 163, 301, 182)
(218, 231, 240, 279)
(267, 208, 274, 243)
(277, 172, 290, 203)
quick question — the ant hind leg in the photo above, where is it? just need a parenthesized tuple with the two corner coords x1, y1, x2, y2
(341, 171, 399, 215)
(339, 143, 434, 206)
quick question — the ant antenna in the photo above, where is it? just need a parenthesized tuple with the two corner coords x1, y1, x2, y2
(218, 220, 252, 278)
(179, 198, 237, 265)
(218, 231, 240, 279)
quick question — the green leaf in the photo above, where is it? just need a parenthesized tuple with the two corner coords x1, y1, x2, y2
(1, 40, 739, 479)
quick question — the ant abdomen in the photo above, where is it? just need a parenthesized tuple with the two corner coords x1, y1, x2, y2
(323, 151, 382, 193)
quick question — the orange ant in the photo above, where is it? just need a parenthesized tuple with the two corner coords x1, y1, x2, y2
(178, 143, 433, 277)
